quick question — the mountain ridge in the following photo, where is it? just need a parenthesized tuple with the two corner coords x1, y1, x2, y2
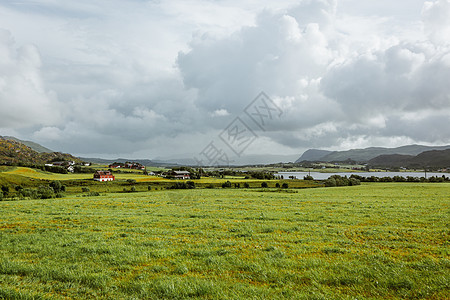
(296, 144, 450, 162)
(369, 149, 450, 168)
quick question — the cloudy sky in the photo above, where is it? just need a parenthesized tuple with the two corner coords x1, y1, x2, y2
(1, 0, 449, 162)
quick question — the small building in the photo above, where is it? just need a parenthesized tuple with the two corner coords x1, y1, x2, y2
(93, 170, 115, 182)
(109, 163, 123, 168)
(171, 170, 190, 180)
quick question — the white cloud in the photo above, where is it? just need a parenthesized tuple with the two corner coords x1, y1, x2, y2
(210, 109, 230, 117)
(422, 0, 450, 45)
(0, 29, 60, 129)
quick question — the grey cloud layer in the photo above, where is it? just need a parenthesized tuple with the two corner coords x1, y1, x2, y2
(0, 0, 449, 157)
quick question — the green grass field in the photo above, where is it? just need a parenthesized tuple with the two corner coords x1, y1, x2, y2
(0, 183, 449, 299)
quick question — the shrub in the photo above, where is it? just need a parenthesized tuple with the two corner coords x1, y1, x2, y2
(325, 175, 360, 187)
(82, 187, 90, 193)
(304, 175, 314, 180)
(37, 186, 55, 199)
(130, 186, 136, 192)
(261, 182, 268, 188)
(186, 181, 195, 189)
(50, 181, 64, 193)
(243, 183, 250, 188)
(170, 182, 187, 189)
(222, 181, 232, 188)
(393, 176, 406, 182)
(0, 191, 3, 200)
(325, 178, 337, 187)
(380, 176, 393, 182)
(20, 188, 38, 199)
(1, 185, 9, 196)
(148, 185, 152, 191)
(275, 183, 280, 188)
(43, 165, 68, 174)
(282, 183, 289, 189)
(349, 178, 361, 186)
(127, 179, 136, 185)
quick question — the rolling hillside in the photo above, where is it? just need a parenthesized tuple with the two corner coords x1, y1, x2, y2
(3, 136, 53, 153)
(0, 137, 80, 165)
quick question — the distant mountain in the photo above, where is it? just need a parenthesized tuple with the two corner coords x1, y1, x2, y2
(369, 149, 450, 168)
(154, 154, 300, 166)
(3, 136, 53, 153)
(368, 154, 415, 167)
(0, 137, 80, 165)
(296, 144, 450, 162)
(295, 149, 333, 163)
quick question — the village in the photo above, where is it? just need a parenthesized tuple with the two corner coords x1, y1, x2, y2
(93, 162, 191, 182)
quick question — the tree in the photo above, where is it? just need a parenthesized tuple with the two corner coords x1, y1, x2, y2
(243, 183, 250, 188)
(282, 183, 289, 189)
(261, 182, 268, 188)
(275, 183, 280, 188)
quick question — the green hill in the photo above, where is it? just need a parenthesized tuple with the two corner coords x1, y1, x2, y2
(3, 136, 53, 153)
(295, 149, 333, 162)
(0, 137, 80, 165)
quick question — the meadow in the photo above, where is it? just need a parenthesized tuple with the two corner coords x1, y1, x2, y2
(0, 183, 449, 299)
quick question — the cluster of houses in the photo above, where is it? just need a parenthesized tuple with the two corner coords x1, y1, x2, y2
(92, 169, 191, 181)
(108, 162, 145, 170)
(45, 161, 91, 173)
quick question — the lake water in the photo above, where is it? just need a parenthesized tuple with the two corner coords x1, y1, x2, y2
(275, 171, 450, 180)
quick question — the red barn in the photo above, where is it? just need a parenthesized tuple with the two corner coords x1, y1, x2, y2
(93, 171, 115, 182)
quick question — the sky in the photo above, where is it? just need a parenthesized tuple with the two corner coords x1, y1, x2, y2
(1, 0, 449, 163)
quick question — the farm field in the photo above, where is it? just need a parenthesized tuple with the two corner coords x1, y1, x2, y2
(0, 183, 449, 299)
(0, 167, 321, 194)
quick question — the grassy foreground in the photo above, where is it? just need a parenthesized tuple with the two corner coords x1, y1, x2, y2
(0, 183, 449, 299)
